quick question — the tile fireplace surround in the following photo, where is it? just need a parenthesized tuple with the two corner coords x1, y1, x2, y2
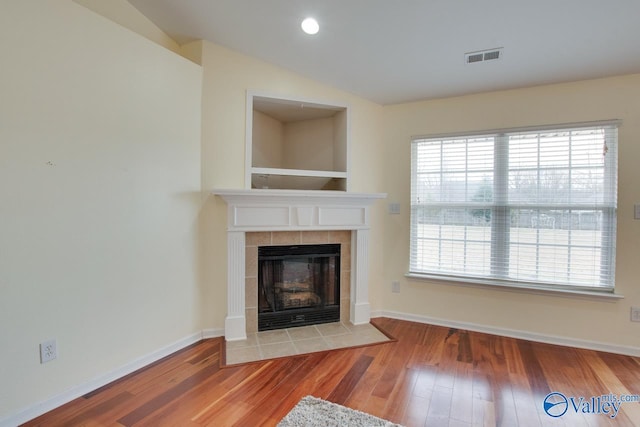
(245, 230, 351, 334)
(213, 189, 386, 341)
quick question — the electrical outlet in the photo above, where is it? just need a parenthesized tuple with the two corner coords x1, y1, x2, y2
(631, 307, 640, 322)
(40, 339, 57, 363)
(392, 281, 400, 293)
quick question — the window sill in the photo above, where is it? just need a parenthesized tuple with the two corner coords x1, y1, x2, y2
(405, 272, 624, 301)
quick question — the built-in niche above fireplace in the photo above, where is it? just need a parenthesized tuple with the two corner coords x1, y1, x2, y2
(258, 243, 341, 331)
(247, 92, 348, 191)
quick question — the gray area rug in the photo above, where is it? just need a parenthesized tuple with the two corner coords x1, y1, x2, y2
(278, 395, 403, 427)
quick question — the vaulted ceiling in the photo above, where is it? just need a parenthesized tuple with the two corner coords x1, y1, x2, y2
(129, 0, 640, 105)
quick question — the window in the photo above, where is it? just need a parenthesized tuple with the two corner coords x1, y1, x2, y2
(410, 123, 618, 292)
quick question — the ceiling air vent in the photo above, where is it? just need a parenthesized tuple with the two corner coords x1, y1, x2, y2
(465, 48, 503, 64)
(466, 53, 484, 63)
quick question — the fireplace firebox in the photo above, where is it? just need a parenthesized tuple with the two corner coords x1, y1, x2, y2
(258, 244, 340, 331)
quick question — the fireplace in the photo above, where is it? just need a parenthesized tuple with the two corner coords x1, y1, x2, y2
(213, 189, 386, 341)
(258, 244, 340, 330)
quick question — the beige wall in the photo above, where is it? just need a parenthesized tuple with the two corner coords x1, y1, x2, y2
(0, 0, 202, 420)
(333, 110, 348, 173)
(197, 40, 386, 331)
(252, 110, 284, 168)
(283, 117, 334, 171)
(380, 74, 640, 351)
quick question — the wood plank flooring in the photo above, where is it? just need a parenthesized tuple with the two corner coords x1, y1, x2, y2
(23, 318, 640, 426)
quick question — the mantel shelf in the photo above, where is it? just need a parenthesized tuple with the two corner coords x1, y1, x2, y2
(213, 188, 386, 204)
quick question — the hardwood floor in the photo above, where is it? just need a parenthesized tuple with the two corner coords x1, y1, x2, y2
(24, 318, 640, 426)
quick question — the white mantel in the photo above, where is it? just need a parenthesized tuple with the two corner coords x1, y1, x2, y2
(213, 189, 386, 340)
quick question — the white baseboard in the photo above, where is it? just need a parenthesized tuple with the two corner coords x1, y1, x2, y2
(2, 330, 223, 427)
(202, 328, 225, 339)
(371, 310, 640, 357)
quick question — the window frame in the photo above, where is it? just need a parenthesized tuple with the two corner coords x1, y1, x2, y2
(409, 121, 620, 295)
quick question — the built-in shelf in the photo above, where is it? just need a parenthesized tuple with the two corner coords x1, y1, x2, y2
(246, 92, 349, 191)
(251, 167, 347, 178)
(251, 168, 347, 191)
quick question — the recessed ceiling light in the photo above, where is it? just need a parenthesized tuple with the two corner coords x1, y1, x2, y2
(301, 17, 319, 35)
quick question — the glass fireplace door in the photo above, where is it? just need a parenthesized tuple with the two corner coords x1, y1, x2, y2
(258, 244, 340, 331)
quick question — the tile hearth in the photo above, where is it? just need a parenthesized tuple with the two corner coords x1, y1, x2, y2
(224, 322, 391, 366)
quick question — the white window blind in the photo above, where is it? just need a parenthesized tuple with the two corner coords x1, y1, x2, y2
(410, 123, 618, 291)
